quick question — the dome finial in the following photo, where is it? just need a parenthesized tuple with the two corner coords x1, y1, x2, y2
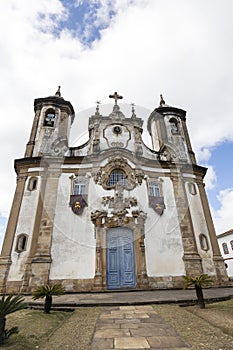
(160, 94, 165, 107)
(55, 85, 61, 97)
(95, 101, 100, 115)
(131, 103, 136, 119)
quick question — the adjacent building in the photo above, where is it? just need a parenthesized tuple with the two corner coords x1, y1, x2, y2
(217, 229, 233, 277)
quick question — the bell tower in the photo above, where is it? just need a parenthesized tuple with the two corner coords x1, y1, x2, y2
(25, 86, 75, 158)
(0, 88, 75, 293)
(147, 95, 196, 164)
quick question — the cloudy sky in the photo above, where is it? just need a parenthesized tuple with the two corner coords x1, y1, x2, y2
(0, 0, 233, 247)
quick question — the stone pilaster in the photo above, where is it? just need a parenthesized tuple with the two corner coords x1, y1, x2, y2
(21, 157, 62, 292)
(171, 170, 203, 276)
(197, 180, 228, 284)
(181, 120, 196, 164)
(0, 173, 27, 293)
(94, 227, 104, 290)
(136, 230, 149, 288)
(24, 110, 41, 157)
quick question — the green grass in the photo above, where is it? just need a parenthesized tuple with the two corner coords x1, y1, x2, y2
(187, 298, 233, 337)
(1, 309, 71, 349)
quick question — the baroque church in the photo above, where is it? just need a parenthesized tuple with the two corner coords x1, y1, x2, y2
(0, 88, 228, 293)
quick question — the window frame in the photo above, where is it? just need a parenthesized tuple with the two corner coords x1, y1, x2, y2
(148, 181, 161, 197)
(199, 233, 209, 251)
(188, 182, 197, 195)
(169, 118, 179, 134)
(107, 169, 127, 187)
(15, 234, 28, 253)
(230, 240, 233, 250)
(222, 242, 229, 255)
(44, 108, 56, 127)
(72, 176, 87, 195)
(27, 177, 38, 191)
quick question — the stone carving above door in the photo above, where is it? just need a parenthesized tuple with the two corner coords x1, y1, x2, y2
(91, 184, 147, 228)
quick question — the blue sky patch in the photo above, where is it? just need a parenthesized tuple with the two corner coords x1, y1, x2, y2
(58, 0, 116, 45)
(206, 141, 233, 210)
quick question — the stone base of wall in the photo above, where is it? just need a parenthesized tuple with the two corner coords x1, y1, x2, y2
(148, 276, 184, 289)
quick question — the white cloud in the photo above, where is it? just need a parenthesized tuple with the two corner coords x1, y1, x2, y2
(212, 189, 233, 234)
(0, 0, 233, 232)
(204, 165, 217, 190)
(196, 148, 212, 163)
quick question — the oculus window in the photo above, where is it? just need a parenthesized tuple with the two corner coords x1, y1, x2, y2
(107, 169, 127, 187)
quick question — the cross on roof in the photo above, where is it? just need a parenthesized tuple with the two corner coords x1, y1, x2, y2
(109, 91, 123, 104)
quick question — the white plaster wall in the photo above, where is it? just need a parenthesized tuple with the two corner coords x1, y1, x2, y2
(185, 182, 216, 275)
(150, 119, 160, 151)
(217, 234, 233, 277)
(8, 177, 41, 281)
(144, 177, 185, 276)
(50, 173, 97, 279)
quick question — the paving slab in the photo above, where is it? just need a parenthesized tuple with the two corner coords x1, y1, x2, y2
(115, 337, 150, 349)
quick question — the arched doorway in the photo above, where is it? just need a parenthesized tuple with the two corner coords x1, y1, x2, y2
(106, 227, 136, 289)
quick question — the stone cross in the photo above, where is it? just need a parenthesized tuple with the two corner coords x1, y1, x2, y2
(109, 92, 123, 104)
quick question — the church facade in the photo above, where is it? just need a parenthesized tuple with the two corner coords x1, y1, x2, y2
(0, 89, 228, 293)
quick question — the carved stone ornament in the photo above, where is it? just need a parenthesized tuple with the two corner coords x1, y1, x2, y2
(91, 184, 147, 227)
(149, 196, 165, 215)
(94, 156, 144, 190)
(50, 137, 69, 156)
(70, 194, 88, 215)
(158, 144, 176, 162)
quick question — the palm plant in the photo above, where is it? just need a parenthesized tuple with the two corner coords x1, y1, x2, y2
(183, 274, 212, 309)
(0, 295, 27, 344)
(32, 284, 65, 313)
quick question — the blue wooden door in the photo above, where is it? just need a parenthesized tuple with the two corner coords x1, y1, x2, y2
(106, 228, 136, 289)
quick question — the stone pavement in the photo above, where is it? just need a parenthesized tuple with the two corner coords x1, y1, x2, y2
(29, 287, 233, 349)
(90, 305, 190, 349)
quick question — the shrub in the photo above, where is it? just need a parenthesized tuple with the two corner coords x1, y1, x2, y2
(183, 274, 212, 308)
(32, 284, 65, 313)
(0, 295, 27, 344)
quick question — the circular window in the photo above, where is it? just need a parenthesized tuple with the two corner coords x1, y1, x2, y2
(113, 126, 122, 135)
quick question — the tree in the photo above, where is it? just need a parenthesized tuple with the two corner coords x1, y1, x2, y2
(183, 274, 212, 309)
(32, 284, 65, 313)
(0, 295, 27, 344)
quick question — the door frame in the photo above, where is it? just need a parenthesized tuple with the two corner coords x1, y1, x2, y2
(93, 218, 148, 290)
(106, 227, 136, 290)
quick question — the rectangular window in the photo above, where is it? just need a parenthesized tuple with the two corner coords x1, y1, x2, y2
(222, 242, 229, 255)
(149, 183, 161, 197)
(74, 183, 86, 195)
